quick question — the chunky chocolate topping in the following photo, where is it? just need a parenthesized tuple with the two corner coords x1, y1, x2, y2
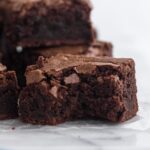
(26, 69, 46, 85)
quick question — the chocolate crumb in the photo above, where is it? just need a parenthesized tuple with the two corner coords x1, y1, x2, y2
(12, 127, 15, 130)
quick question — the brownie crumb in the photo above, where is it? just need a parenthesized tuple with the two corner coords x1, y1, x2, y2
(11, 127, 15, 130)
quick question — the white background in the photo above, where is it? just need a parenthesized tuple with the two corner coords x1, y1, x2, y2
(0, 1, 150, 150)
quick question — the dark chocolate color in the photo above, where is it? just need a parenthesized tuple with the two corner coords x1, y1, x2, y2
(1, 0, 94, 50)
(19, 55, 138, 125)
(0, 63, 19, 120)
(2, 41, 113, 86)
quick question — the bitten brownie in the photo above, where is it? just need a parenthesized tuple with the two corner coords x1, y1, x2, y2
(1, 0, 94, 50)
(2, 41, 113, 86)
(19, 55, 138, 125)
(0, 63, 19, 120)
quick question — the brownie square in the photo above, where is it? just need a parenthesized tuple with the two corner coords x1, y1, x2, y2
(2, 41, 113, 86)
(19, 55, 138, 125)
(1, 0, 94, 50)
(0, 63, 19, 120)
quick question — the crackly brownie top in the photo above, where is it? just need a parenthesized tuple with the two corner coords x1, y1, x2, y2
(0, 0, 92, 13)
(26, 54, 134, 85)
(36, 55, 133, 72)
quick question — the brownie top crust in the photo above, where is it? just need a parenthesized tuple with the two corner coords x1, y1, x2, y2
(0, 0, 92, 14)
(26, 55, 134, 85)
(36, 55, 133, 71)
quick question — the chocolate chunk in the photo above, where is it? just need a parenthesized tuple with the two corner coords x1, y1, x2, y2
(26, 69, 46, 85)
(64, 73, 80, 84)
(50, 86, 59, 98)
(75, 65, 96, 74)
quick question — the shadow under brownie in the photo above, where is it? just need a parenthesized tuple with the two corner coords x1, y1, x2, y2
(19, 54, 138, 125)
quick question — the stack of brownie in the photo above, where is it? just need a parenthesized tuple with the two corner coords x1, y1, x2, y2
(0, 0, 112, 86)
(0, 0, 138, 125)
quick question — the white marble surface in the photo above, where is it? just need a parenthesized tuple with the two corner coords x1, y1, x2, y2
(0, 102, 149, 150)
(0, 0, 150, 149)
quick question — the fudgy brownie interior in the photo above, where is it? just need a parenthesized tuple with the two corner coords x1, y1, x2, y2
(20, 67, 123, 124)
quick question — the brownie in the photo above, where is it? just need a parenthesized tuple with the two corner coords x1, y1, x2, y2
(0, 63, 19, 120)
(2, 41, 113, 86)
(19, 55, 138, 125)
(1, 0, 94, 51)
